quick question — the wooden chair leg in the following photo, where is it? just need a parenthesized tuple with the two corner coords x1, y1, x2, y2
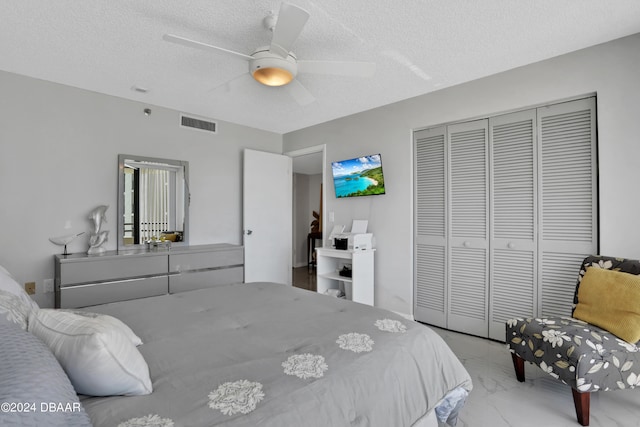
(571, 388, 590, 426)
(511, 353, 525, 382)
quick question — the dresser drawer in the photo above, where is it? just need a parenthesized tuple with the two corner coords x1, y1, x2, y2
(59, 254, 167, 285)
(59, 276, 168, 308)
(169, 267, 244, 293)
(169, 247, 243, 272)
(55, 244, 243, 308)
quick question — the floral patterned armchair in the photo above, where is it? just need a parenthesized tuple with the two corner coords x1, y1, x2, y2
(506, 255, 640, 426)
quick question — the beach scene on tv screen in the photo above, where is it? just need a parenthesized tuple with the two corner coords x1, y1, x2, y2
(332, 154, 386, 198)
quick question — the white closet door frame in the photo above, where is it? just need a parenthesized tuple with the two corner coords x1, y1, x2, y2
(447, 119, 489, 337)
(413, 96, 598, 338)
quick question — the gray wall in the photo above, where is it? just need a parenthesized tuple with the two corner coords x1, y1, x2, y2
(283, 33, 640, 317)
(0, 70, 282, 307)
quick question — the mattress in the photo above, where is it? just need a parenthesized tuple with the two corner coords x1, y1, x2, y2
(80, 282, 472, 426)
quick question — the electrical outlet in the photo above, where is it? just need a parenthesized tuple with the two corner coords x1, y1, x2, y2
(43, 278, 55, 293)
(24, 282, 36, 295)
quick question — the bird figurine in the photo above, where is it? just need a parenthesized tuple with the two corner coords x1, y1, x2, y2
(49, 232, 85, 256)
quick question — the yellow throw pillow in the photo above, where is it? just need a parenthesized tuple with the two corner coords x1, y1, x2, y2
(574, 267, 640, 343)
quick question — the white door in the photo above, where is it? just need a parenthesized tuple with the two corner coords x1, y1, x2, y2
(488, 109, 537, 340)
(413, 125, 448, 328)
(447, 119, 489, 337)
(243, 149, 293, 285)
(538, 97, 598, 317)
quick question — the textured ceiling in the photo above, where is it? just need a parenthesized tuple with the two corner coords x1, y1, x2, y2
(2, 1, 640, 134)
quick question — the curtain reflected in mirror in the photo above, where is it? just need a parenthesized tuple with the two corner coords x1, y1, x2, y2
(118, 155, 189, 250)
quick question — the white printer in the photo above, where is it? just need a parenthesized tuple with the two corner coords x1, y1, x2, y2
(328, 220, 374, 251)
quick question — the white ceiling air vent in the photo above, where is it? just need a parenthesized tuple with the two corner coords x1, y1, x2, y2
(180, 114, 217, 134)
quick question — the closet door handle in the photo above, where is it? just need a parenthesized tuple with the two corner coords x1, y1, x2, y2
(463, 241, 471, 248)
(507, 242, 516, 249)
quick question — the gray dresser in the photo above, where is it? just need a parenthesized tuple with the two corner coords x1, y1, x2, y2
(55, 244, 244, 308)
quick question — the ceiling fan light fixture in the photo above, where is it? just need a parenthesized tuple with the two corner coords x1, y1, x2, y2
(249, 49, 298, 87)
(253, 67, 294, 86)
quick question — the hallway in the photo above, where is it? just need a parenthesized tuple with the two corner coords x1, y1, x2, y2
(292, 266, 316, 292)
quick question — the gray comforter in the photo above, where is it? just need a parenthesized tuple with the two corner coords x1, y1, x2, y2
(80, 282, 472, 427)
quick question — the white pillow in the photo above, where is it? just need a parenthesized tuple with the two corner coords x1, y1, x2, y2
(61, 310, 143, 346)
(0, 289, 31, 330)
(28, 309, 152, 397)
(0, 265, 39, 312)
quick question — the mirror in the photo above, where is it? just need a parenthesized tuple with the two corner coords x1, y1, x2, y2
(117, 154, 189, 250)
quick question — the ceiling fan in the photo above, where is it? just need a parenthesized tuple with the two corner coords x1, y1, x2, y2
(163, 2, 375, 105)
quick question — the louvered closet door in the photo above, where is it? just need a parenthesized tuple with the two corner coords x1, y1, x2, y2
(413, 126, 447, 327)
(488, 110, 537, 340)
(447, 120, 489, 337)
(538, 97, 598, 317)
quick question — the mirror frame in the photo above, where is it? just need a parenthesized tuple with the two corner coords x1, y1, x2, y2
(117, 154, 190, 250)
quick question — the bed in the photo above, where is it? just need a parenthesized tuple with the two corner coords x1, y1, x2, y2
(2, 267, 472, 427)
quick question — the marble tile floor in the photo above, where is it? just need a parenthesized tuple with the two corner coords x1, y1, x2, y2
(430, 326, 640, 427)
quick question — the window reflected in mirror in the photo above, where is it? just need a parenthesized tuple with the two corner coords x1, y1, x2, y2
(118, 155, 189, 249)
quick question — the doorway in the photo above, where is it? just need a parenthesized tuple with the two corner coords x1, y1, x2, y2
(285, 145, 326, 291)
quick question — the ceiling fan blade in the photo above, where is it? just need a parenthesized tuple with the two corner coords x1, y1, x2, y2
(163, 34, 252, 61)
(284, 79, 315, 106)
(269, 3, 310, 58)
(207, 73, 252, 93)
(381, 50, 432, 81)
(297, 60, 376, 77)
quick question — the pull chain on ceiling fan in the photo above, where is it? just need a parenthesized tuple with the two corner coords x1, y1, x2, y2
(163, 2, 375, 105)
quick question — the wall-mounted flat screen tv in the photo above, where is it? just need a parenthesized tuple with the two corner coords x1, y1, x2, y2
(332, 154, 386, 198)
